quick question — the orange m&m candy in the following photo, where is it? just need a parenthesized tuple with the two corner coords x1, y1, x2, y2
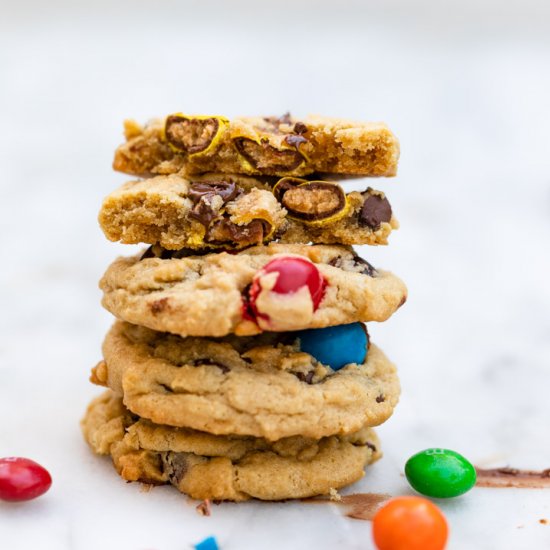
(372, 496, 448, 550)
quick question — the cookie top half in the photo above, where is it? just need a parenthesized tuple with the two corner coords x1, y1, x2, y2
(91, 321, 400, 441)
(100, 244, 407, 338)
(113, 113, 399, 178)
(82, 391, 381, 501)
(99, 173, 398, 251)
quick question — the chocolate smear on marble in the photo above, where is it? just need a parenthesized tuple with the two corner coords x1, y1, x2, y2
(303, 493, 391, 521)
(475, 467, 550, 488)
(359, 193, 392, 229)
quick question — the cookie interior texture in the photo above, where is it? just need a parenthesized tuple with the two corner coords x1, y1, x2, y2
(91, 321, 400, 441)
(98, 173, 398, 250)
(81, 391, 381, 502)
(113, 115, 400, 178)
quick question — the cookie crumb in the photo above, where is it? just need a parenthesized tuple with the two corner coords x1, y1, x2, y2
(196, 499, 212, 517)
(140, 483, 154, 493)
(539, 519, 548, 525)
(329, 488, 342, 502)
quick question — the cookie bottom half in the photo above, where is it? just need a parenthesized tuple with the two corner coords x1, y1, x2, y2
(82, 391, 381, 502)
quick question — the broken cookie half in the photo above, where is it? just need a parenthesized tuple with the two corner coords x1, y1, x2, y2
(114, 113, 399, 178)
(98, 173, 398, 250)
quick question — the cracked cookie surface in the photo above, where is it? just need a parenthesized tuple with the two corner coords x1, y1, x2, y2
(113, 114, 399, 178)
(81, 391, 381, 501)
(99, 244, 407, 338)
(91, 321, 399, 440)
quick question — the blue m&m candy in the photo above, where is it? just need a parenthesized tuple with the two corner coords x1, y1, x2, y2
(296, 323, 368, 370)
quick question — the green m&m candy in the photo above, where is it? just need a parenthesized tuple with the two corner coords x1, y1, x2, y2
(405, 448, 477, 498)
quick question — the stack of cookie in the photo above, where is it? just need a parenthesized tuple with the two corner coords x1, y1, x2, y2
(82, 113, 407, 501)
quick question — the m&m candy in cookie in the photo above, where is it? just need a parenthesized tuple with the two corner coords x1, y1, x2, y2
(246, 255, 327, 330)
(296, 322, 369, 371)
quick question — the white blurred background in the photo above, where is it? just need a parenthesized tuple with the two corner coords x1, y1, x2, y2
(1, 1, 549, 549)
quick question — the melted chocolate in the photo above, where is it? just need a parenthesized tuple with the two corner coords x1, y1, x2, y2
(188, 181, 239, 228)
(359, 193, 392, 229)
(303, 493, 391, 521)
(475, 467, 550, 488)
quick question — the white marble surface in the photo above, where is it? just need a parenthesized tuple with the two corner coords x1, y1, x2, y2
(1, 1, 550, 548)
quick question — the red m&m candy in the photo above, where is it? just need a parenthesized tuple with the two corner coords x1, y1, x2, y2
(0, 457, 52, 502)
(246, 256, 327, 323)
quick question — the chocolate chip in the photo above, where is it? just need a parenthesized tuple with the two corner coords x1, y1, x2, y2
(376, 394, 385, 403)
(284, 134, 308, 150)
(150, 298, 169, 314)
(293, 122, 308, 135)
(328, 254, 377, 277)
(163, 453, 188, 485)
(188, 181, 239, 229)
(359, 193, 392, 229)
(188, 181, 238, 204)
(263, 112, 292, 127)
(295, 371, 315, 384)
(366, 442, 377, 453)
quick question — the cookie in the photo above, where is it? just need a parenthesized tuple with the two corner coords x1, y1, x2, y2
(113, 113, 399, 178)
(81, 391, 381, 501)
(99, 173, 398, 250)
(90, 321, 400, 440)
(99, 244, 407, 337)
